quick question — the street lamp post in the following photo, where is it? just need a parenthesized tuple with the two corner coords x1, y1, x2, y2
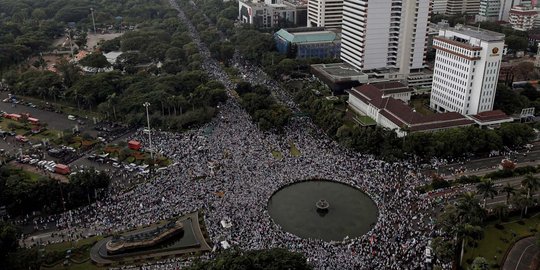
(90, 8, 97, 34)
(143, 102, 153, 160)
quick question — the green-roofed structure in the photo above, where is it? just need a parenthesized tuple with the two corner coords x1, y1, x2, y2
(274, 27, 341, 59)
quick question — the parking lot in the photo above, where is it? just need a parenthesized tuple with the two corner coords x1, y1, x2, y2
(0, 92, 98, 136)
(0, 92, 147, 187)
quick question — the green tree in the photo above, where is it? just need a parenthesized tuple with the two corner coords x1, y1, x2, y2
(187, 248, 312, 270)
(0, 221, 20, 259)
(476, 178, 498, 208)
(521, 174, 539, 215)
(470, 257, 489, 270)
(502, 183, 515, 205)
(511, 190, 533, 218)
(494, 84, 529, 115)
(431, 237, 455, 264)
(79, 52, 111, 69)
(459, 224, 483, 265)
(506, 35, 528, 52)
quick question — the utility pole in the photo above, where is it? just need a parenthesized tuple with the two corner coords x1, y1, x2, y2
(90, 8, 97, 34)
(143, 102, 153, 160)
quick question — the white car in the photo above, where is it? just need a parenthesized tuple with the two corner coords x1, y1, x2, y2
(67, 115, 76, 120)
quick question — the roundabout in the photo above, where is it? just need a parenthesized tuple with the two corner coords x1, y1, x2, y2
(268, 179, 379, 242)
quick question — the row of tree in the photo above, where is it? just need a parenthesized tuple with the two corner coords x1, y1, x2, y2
(2, 5, 229, 130)
(0, 166, 111, 216)
(236, 82, 291, 131)
(432, 175, 539, 268)
(187, 248, 312, 270)
(0, 0, 178, 72)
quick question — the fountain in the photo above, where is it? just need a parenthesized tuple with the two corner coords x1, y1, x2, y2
(316, 199, 330, 212)
(268, 179, 379, 241)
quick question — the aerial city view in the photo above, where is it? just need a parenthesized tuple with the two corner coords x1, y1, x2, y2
(0, 0, 540, 269)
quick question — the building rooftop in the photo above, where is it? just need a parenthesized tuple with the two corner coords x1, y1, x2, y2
(283, 0, 308, 7)
(467, 110, 514, 125)
(311, 63, 367, 82)
(275, 28, 339, 43)
(371, 82, 412, 95)
(450, 25, 505, 42)
(349, 85, 474, 132)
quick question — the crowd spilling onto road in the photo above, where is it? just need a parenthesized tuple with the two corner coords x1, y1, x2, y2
(23, 0, 454, 269)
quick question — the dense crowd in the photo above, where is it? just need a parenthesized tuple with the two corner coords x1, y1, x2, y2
(26, 0, 448, 269)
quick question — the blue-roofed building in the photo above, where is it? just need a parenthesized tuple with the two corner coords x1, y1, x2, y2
(274, 27, 341, 59)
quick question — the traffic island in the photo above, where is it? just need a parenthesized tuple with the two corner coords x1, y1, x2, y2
(90, 211, 211, 266)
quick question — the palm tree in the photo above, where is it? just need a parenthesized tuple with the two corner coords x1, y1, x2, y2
(107, 93, 119, 120)
(521, 174, 539, 215)
(493, 204, 508, 221)
(502, 183, 516, 205)
(511, 190, 533, 218)
(476, 178, 498, 208)
(459, 223, 482, 265)
(456, 192, 485, 224)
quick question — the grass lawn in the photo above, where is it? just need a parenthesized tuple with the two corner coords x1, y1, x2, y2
(41, 236, 104, 270)
(410, 98, 434, 116)
(23, 170, 43, 182)
(44, 236, 103, 253)
(289, 141, 301, 157)
(43, 260, 102, 270)
(461, 214, 540, 269)
(271, 150, 283, 160)
(0, 118, 61, 143)
(356, 115, 376, 126)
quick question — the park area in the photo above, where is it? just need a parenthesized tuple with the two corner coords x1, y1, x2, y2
(39, 236, 103, 270)
(99, 142, 171, 167)
(461, 213, 540, 269)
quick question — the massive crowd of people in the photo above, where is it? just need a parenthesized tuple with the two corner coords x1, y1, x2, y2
(25, 0, 450, 269)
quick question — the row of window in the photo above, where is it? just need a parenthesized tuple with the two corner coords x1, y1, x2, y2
(431, 91, 464, 113)
(433, 66, 468, 90)
(436, 49, 473, 66)
(433, 81, 465, 103)
(434, 39, 479, 58)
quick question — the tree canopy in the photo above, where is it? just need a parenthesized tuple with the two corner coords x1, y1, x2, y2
(187, 248, 313, 270)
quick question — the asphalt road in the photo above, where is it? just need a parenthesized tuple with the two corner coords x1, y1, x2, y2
(502, 236, 539, 270)
(439, 173, 540, 209)
(436, 143, 540, 177)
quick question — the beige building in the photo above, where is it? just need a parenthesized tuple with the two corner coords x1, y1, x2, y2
(307, 0, 343, 28)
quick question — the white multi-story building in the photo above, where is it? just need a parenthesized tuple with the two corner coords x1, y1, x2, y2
(509, 5, 538, 31)
(307, 0, 343, 28)
(340, 0, 430, 75)
(430, 26, 505, 115)
(239, 0, 308, 28)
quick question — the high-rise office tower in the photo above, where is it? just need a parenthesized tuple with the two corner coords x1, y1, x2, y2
(476, 0, 501, 21)
(308, 0, 344, 28)
(430, 26, 505, 115)
(446, 0, 481, 15)
(340, 0, 430, 75)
